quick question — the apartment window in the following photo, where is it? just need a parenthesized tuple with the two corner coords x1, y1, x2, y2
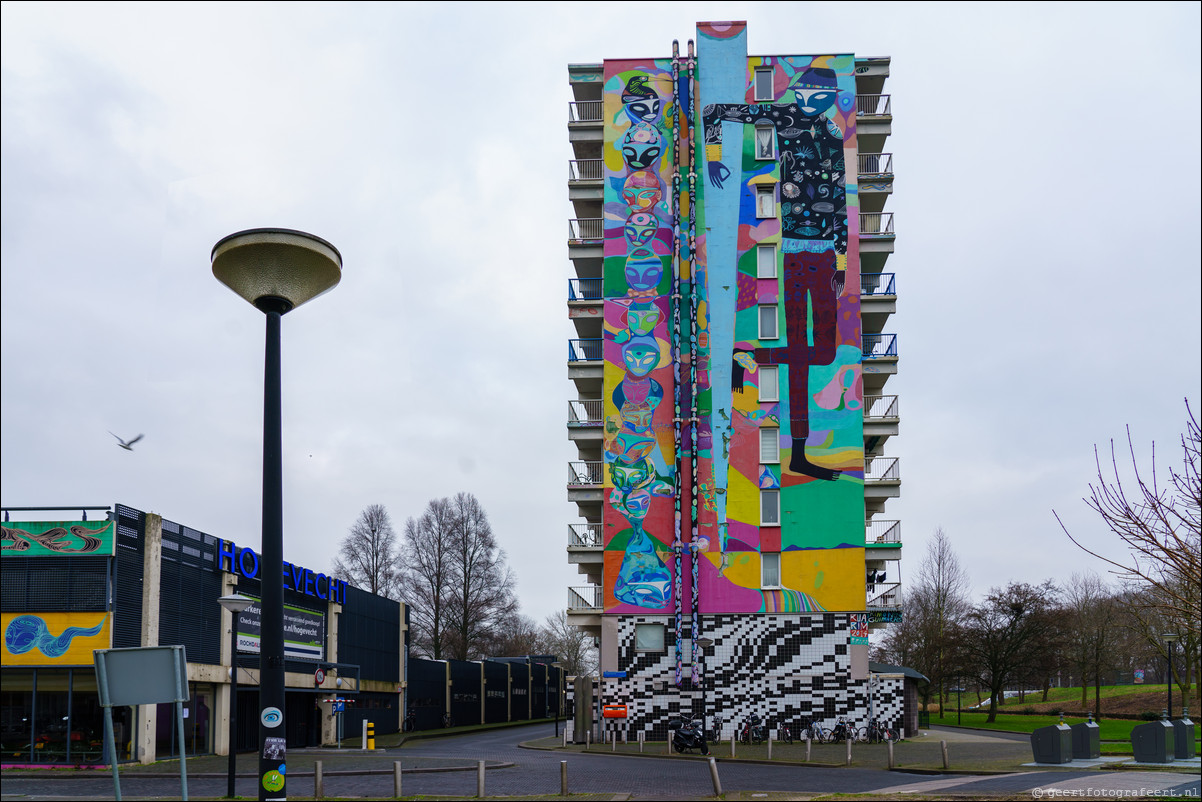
(761, 489, 780, 526)
(754, 124, 776, 160)
(762, 552, 782, 588)
(758, 304, 779, 340)
(756, 184, 776, 218)
(754, 67, 774, 101)
(760, 427, 780, 463)
(756, 244, 777, 278)
(759, 365, 779, 402)
(678, 637, 694, 665)
(635, 623, 665, 651)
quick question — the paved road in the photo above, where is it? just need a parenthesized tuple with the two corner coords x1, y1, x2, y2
(1, 723, 1198, 799)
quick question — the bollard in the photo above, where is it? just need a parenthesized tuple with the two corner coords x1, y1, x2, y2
(806, 737, 812, 762)
(941, 740, 949, 770)
(708, 756, 723, 795)
(767, 731, 773, 760)
(367, 721, 375, 751)
(394, 761, 402, 797)
(560, 760, 568, 795)
(586, 729, 590, 749)
(477, 759, 485, 798)
(846, 736, 852, 766)
(887, 738, 895, 769)
(623, 730, 628, 745)
(315, 760, 323, 800)
(731, 734, 736, 757)
(562, 729, 567, 748)
(612, 729, 616, 752)
(668, 731, 673, 754)
(639, 731, 644, 753)
(362, 719, 369, 751)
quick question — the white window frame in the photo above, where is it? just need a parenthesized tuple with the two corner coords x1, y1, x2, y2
(762, 552, 782, 588)
(758, 304, 779, 340)
(761, 489, 780, 526)
(754, 67, 774, 101)
(754, 123, 776, 160)
(635, 623, 665, 651)
(755, 184, 776, 219)
(756, 244, 777, 279)
(760, 427, 780, 463)
(759, 365, 779, 402)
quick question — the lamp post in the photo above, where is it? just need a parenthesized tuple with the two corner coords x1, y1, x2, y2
(218, 593, 254, 799)
(551, 662, 563, 737)
(1162, 633, 1180, 719)
(213, 229, 341, 801)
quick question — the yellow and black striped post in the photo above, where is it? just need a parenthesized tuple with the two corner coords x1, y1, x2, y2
(367, 722, 375, 750)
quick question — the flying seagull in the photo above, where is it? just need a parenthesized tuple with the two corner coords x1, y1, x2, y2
(108, 432, 144, 451)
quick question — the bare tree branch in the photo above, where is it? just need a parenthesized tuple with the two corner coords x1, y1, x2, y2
(332, 504, 399, 599)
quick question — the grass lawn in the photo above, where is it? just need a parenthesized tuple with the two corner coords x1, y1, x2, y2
(936, 711, 1200, 747)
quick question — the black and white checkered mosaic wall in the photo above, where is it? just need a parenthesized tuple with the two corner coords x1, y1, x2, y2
(590, 614, 905, 741)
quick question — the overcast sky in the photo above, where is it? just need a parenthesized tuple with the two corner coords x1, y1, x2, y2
(2, 2, 1199, 629)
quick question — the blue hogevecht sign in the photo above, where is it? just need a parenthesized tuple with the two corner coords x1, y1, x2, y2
(216, 539, 348, 605)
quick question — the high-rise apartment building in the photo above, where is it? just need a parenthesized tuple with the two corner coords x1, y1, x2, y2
(567, 21, 903, 737)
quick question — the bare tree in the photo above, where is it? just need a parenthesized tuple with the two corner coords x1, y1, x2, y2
(1055, 400, 1201, 625)
(953, 581, 1062, 722)
(332, 504, 398, 598)
(540, 610, 598, 677)
(914, 527, 972, 717)
(445, 492, 518, 660)
(1117, 582, 1199, 710)
(1062, 572, 1121, 717)
(398, 497, 457, 660)
(487, 614, 546, 658)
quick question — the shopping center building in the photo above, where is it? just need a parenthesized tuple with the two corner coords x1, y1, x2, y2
(1, 504, 405, 764)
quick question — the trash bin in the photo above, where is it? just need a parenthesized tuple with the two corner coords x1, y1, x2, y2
(1171, 713, 1195, 760)
(1030, 724, 1072, 764)
(1071, 718, 1100, 759)
(1131, 719, 1175, 763)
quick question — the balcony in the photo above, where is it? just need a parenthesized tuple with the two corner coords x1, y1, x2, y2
(859, 212, 895, 237)
(569, 101, 603, 123)
(568, 278, 603, 301)
(866, 582, 901, 611)
(865, 456, 900, 483)
(569, 159, 604, 181)
(569, 218, 603, 243)
(568, 399, 603, 427)
(568, 461, 604, 486)
(864, 394, 898, 420)
(860, 272, 895, 297)
(856, 94, 891, 117)
(866, 519, 900, 546)
(862, 333, 897, 359)
(568, 339, 603, 363)
(857, 152, 893, 177)
(569, 523, 602, 548)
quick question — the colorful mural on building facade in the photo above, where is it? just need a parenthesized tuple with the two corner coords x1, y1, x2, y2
(2, 612, 111, 666)
(602, 61, 679, 615)
(600, 24, 866, 623)
(1, 520, 115, 557)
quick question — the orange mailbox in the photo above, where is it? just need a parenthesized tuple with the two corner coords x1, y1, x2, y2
(602, 704, 628, 719)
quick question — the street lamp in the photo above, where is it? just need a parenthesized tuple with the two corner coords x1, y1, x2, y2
(1162, 633, 1180, 719)
(213, 228, 341, 801)
(551, 662, 563, 738)
(218, 593, 254, 799)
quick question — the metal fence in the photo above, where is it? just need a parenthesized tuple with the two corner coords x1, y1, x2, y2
(866, 519, 901, 545)
(860, 212, 895, 236)
(568, 218, 604, 241)
(857, 152, 893, 175)
(865, 456, 900, 481)
(864, 395, 899, 419)
(569, 100, 602, 122)
(856, 94, 891, 116)
(568, 585, 603, 610)
(568, 339, 603, 362)
(569, 159, 604, 181)
(568, 461, 604, 485)
(568, 523, 602, 548)
(568, 278, 603, 301)
(862, 333, 898, 358)
(568, 399, 603, 426)
(861, 272, 896, 296)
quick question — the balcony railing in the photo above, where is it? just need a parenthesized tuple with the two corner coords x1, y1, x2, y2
(857, 152, 893, 176)
(862, 333, 897, 359)
(867, 582, 901, 609)
(568, 461, 604, 485)
(860, 212, 895, 236)
(568, 339, 603, 362)
(856, 94, 891, 117)
(568, 585, 603, 610)
(569, 159, 604, 181)
(865, 456, 900, 482)
(861, 272, 896, 296)
(568, 278, 603, 301)
(569, 218, 603, 242)
(569, 523, 602, 548)
(866, 519, 901, 545)
(569, 101, 603, 123)
(864, 395, 899, 420)
(568, 399, 603, 426)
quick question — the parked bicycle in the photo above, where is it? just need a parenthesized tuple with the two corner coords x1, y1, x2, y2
(442, 712, 455, 728)
(828, 717, 852, 743)
(740, 712, 765, 745)
(707, 713, 723, 743)
(774, 717, 794, 744)
(799, 717, 828, 742)
(402, 708, 417, 732)
(866, 717, 899, 743)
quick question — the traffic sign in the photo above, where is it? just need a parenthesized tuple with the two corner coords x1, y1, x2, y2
(315, 667, 326, 685)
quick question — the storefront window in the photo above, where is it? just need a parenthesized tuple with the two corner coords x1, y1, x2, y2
(31, 669, 69, 763)
(1, 669, 33, 762)
(70, 670, 105, 763)
(154, 682, 214, 757)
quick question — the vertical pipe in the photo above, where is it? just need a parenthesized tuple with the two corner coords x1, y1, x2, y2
(393, 761, 402, 797)
(315, 761, 323, 799)
(708, 756, 722, 795)
(686, 38, 701, 689)
(670, 39, 685, 690)
(476, 760, 486, 798)
(228, 621, 238, 798)
(259, 306, 286, 802)
(560, 760, 568, 795)
(941, 740, 949, 769)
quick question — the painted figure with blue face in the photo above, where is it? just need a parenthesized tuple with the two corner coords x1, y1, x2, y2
(624, 211, 660, 249)
(702, 64, 848, 481)
(621, 171, 663, 211)
(621, 75, 663, 125)
(621, 122, 663, 170)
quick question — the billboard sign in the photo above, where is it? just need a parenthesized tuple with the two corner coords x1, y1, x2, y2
(236, 596, 324, 661)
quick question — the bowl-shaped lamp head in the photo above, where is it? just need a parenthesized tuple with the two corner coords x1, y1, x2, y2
(212, 228, 341, 313)
(217, 593, 255, 614)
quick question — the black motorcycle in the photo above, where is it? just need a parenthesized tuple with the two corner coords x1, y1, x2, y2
(668, 717, 710, 755)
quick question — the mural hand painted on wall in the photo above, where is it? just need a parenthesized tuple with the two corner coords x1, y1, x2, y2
(5, 614, 106, 658)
